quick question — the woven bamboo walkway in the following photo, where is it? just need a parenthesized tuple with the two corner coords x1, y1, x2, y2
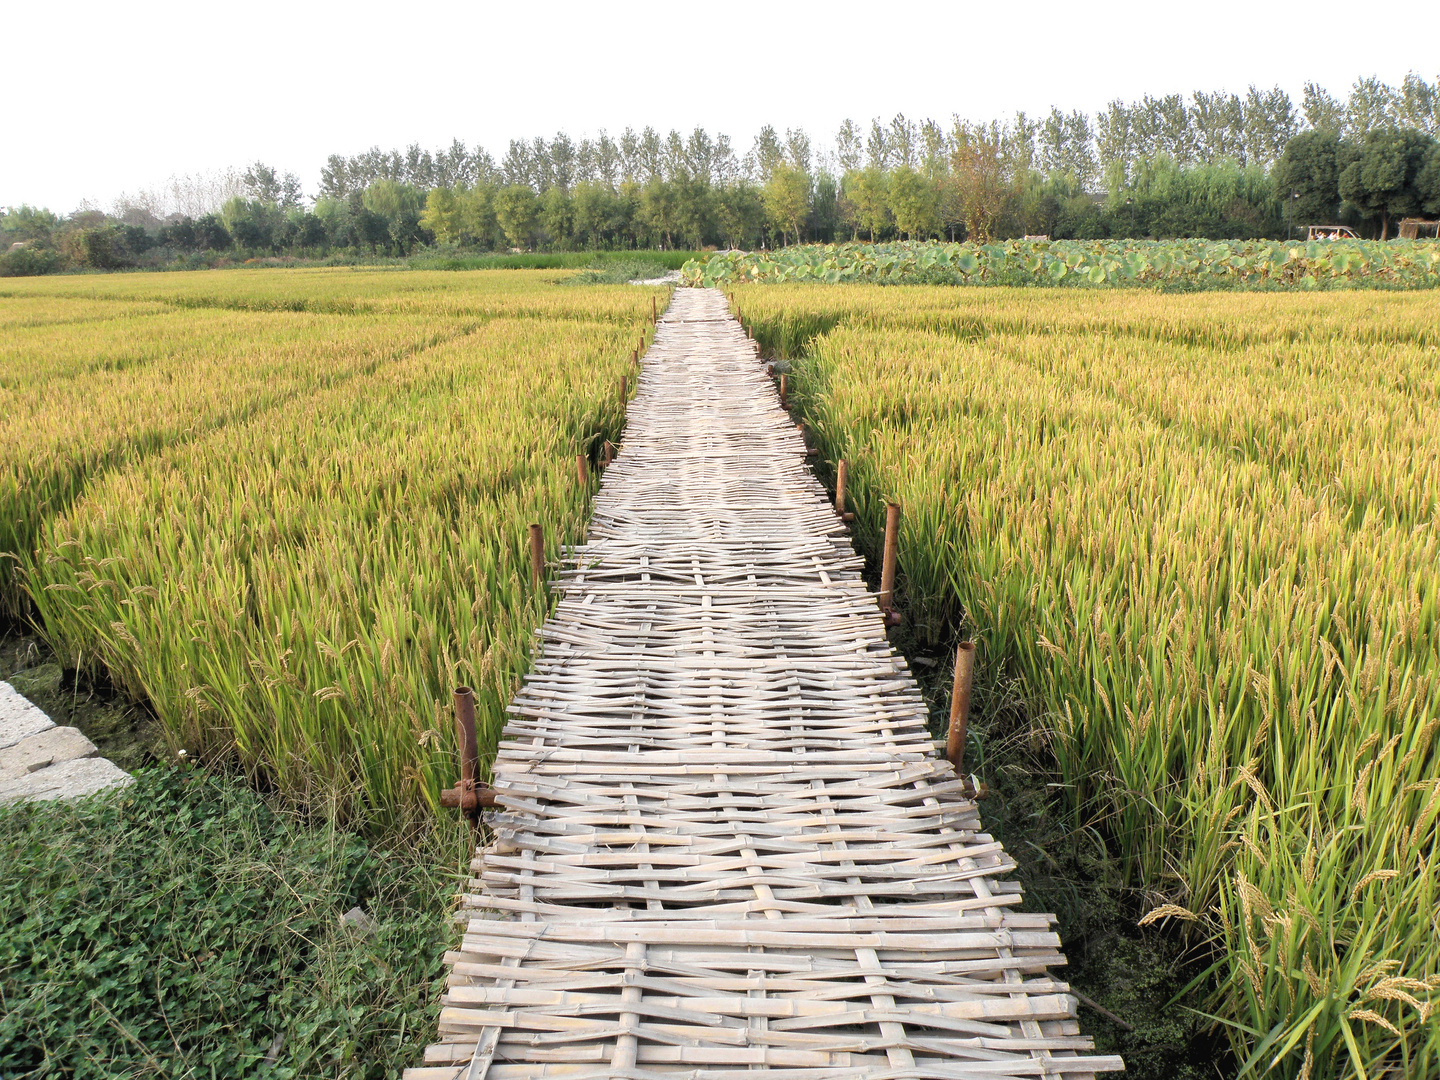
(407, 288, 1123, 1079)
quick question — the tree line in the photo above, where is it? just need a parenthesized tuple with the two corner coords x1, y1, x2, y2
(4, 75, 1440, 275)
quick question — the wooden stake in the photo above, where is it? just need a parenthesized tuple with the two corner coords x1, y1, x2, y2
(632, 348, 639, 368)
(619, 375, 627, 405)
(835, 459, 854, 521)
(879, 502, 901, 613)
(779, 374, 788, 409)
(603, 440, 614, 467)
(947, 641, 976, 772)
(576, 453, 589, 487)
(528, 523, 544, 586)
(652, 295, 657, 323)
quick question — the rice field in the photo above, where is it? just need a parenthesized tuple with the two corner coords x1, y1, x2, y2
(7, 266, 1437, 1074)
(733, 284, 1440, 1079)
(1, 268, 663, 826)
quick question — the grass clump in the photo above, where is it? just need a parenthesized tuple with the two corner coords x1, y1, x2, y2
(408, 249, 697, 272)
(562, 256, 676, 285)
(0, 768, 464, 1078)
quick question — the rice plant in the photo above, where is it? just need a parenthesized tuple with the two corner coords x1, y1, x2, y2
(733, 282, 1440, 1079)
(3, 269, 663, 827)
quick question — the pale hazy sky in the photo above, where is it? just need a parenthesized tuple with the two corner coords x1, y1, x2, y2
(6, 0, 1436, 213)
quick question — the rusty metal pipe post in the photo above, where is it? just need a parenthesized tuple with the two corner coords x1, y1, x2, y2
(529, 523, 545, 587)
(438, 686, 499, 817)
(879, 502, 901, 616)
(454, 686, 478, 792)
(947, 642, 977, 772)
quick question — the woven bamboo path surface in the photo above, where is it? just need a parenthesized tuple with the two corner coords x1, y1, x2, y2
(407, 288, 1123, 1079)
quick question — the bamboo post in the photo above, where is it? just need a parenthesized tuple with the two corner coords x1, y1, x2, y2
(529, 523, 544, 586)
(604, 440, 614, 467)
(879, 502, 901, 613)
(619, 375, 627, 406)
(947, 642, 976, 772)
(779, 374, 788, 409)
(652, 295, 657, 323)
(576, 453, 589, 487)
(632, 348, 639, 368)
(835, 460, 854, 521)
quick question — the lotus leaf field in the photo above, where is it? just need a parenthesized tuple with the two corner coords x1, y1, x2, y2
(684, 239, 1440, 290)
(729, 283, 1440, 1079)
(1, 268, 664, 826)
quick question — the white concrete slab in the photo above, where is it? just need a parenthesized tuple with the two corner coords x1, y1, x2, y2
(0, 755, 133, 804)
(0, 680, 56, 750)
(0, 726, 99, 782)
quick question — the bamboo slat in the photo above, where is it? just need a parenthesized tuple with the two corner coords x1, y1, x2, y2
(406, 288, 1123, 1079)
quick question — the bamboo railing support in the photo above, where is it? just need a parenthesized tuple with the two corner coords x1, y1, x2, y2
(529, 523, 545, 587)
(576, 454, 589, 487)
(947, 642, 976, 772)
(835, 460, 855, 522)
(879, 502, 901, 619)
